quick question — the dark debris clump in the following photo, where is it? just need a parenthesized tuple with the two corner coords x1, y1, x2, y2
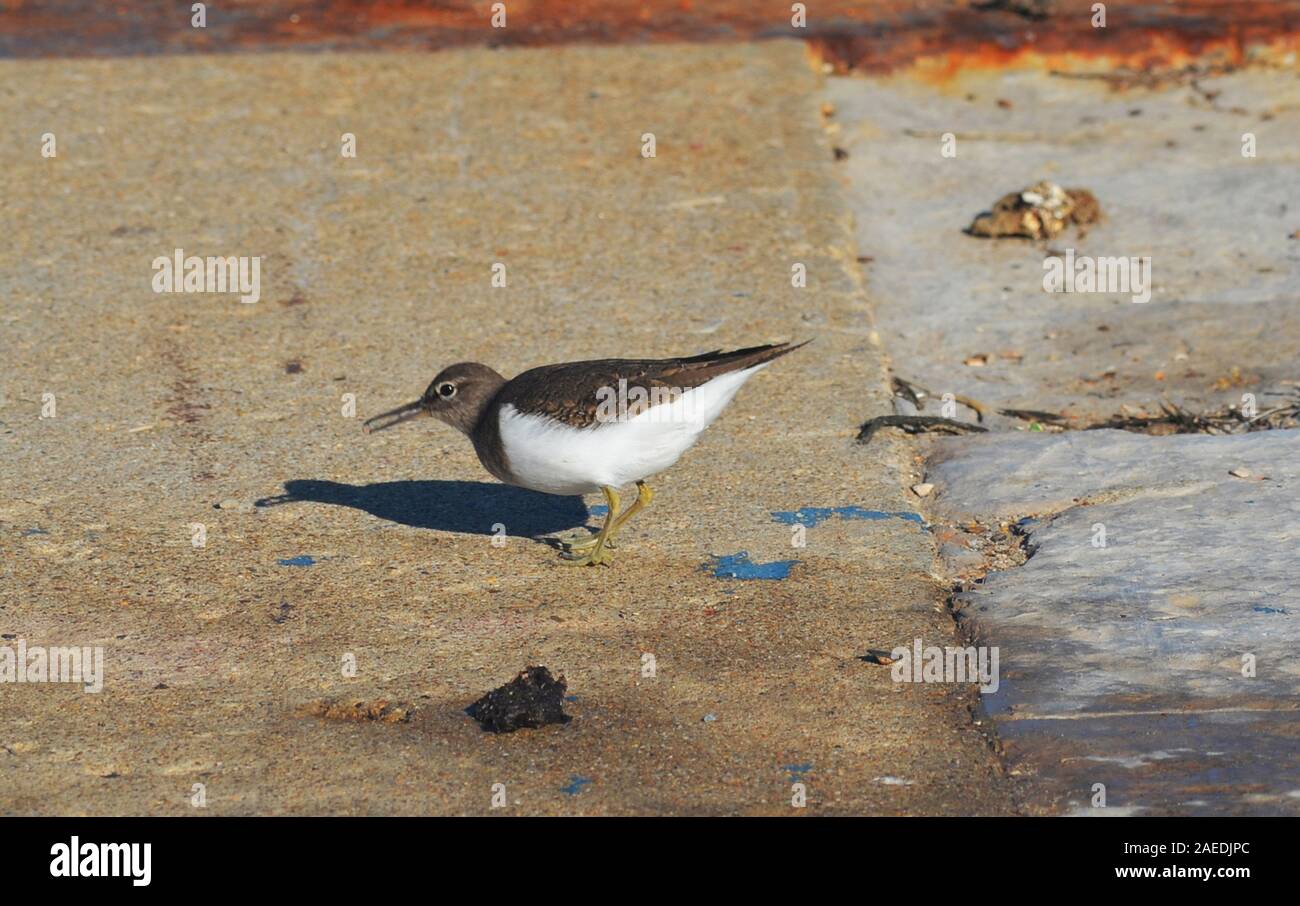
(1087, 395, 1300, 436)
(857, 415, 988, 444)
(972, 0, 1055, 20)
(467, 666, 571, 733)
(967, 181, 1101, 240)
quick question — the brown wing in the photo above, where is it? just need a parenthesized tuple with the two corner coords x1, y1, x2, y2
(496, 341, 810, 428)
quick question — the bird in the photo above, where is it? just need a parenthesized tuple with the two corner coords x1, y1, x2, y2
(363, 341, 808, 566)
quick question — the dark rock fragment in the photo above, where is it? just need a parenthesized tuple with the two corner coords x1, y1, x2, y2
(467, 666, 571, 733)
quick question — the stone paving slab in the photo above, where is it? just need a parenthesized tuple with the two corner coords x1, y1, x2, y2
(828, 68, 1300, 426)
(0, 43, 1014, 815)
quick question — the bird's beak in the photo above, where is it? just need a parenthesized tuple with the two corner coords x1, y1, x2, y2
(362, 400, 426, 434)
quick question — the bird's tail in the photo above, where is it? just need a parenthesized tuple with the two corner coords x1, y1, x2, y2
(674, 339, 812, 376)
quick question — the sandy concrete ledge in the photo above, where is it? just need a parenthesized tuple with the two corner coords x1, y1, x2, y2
(0, 43, 1014, 814)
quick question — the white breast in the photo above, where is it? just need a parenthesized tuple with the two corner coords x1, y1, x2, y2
(496, 364, 766, 495)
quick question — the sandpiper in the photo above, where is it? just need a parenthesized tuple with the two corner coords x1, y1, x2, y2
(364, 341, 808, 566)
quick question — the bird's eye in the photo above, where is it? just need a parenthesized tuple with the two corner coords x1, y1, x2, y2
(437, 382, 457, 399)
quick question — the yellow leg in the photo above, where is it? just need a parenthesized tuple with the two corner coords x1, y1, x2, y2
(613, 480, 653, 536)
(563, 481, 653, 554)
(562, 486, 620, 566)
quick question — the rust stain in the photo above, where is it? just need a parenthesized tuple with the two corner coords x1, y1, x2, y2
(2, 1, 1298, 79)
(158, 336, 212, 430)
(155, 331, 218, 486)
(809, 0, 1300, 78)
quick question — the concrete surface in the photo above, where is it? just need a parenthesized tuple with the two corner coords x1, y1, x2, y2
(0, 43, 1015, 815)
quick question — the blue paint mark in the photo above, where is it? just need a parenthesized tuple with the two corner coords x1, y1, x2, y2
(784, 762, 813, 782)
(771, 506, 925, 528)
(1254, 606, 1289, 615)
(278, 555, 317, 567)
(589, 505, 609, 517)
(21, 527, 49, 537)
(561, 775, 593, 796)
(705, 552, 797, 580)
(564, 694, 578, 702)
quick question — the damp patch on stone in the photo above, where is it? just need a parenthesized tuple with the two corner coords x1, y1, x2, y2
(466, 665, 571, 733)
(704, 552, 797, 580)
(771, 505, 925, 528)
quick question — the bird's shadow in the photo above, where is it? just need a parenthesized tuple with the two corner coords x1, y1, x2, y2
(254, 479, 591, 541)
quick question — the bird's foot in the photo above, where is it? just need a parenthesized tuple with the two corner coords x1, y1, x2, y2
(558, 530, 615, 551)
(559, 546, 615, 567)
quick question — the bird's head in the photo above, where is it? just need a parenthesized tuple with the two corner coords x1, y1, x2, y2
(363, 362, 506, 436)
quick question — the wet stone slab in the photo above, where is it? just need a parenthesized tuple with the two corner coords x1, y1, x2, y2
(927, 428, 1300, 814)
